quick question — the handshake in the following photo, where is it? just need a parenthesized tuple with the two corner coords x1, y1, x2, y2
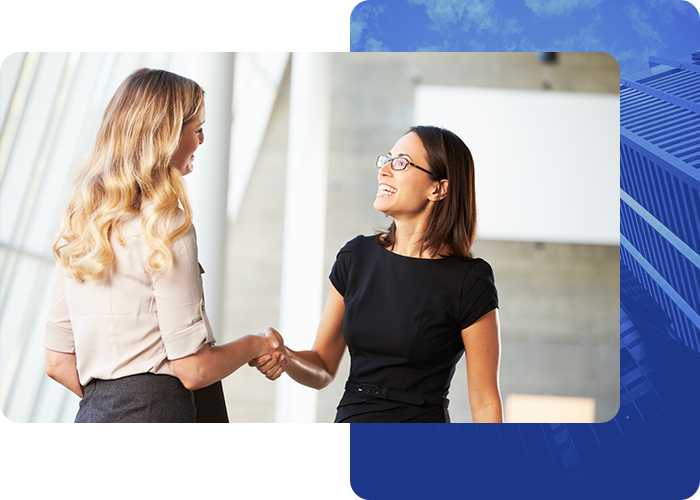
(249, 327, 289, 381)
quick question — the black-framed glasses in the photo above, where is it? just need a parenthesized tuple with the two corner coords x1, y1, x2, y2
(376, 155, 435, 177)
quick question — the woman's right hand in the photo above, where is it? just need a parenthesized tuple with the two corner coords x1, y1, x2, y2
(250, 327, 288, 380)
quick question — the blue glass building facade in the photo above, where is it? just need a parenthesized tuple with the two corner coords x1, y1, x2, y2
(619, 52, 700, 353)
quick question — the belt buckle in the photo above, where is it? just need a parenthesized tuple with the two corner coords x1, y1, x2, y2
(358, 384, 387, 399)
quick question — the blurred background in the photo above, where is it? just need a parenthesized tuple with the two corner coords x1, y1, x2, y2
(0, 52, 620, 423)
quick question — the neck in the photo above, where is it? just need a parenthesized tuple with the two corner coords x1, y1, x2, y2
(391, 219, 436, 259)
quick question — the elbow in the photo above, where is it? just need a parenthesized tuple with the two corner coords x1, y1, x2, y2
(310, 372, 335, 391)
(172, 363, 207, 391)
(45, 364, 69, 389)
(178, 372, 206, 391)
(306, 381, 325, 391)
(45, 360, 61, 382)
(170, 346, 211, 391)
(186, 380, 207, 391)
(283, 370, 330, 391)
(181, 381, 198, 391)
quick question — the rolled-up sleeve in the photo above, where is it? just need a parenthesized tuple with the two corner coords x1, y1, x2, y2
(45, 263, 76, 353)
(153, 225, 215, 360)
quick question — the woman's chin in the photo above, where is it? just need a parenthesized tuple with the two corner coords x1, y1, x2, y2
(373, 198, 387, 212)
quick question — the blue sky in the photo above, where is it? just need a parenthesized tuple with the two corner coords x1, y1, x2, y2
(350, 0, 700, 77)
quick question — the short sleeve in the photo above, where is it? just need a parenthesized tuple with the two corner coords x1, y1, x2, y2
(459, 259, 499, 330)
(45, 263, 76, 353)
(153, 224, 215, 360)
(329, 237, 358, 296)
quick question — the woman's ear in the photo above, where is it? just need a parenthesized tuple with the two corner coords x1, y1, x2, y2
(430, 179, 449, 201)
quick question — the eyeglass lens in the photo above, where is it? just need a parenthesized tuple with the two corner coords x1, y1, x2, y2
(377, 155, 408, 170)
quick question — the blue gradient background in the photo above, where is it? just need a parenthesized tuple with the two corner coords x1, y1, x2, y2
(349, 1, 700, 498)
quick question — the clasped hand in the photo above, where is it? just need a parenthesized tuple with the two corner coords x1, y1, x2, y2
(251, 327, 288, 380)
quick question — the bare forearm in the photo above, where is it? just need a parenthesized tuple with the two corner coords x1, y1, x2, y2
(284, 349, 335, 390)
(205, 336, 266, 385)
(468, 384, 503, 422)
(471, 400, 503, 423)
(45, 351, 83, 398)
(49, 370, 83, 398)
(463, 311, 503, 423)
(172, 334, 269, 390)
(248, 324, 345, 387)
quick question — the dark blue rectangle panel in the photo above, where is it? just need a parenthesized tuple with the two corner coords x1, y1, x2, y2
(349, 1, 700, 499)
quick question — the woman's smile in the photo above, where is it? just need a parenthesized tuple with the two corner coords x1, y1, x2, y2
(377, 182, 397, 197)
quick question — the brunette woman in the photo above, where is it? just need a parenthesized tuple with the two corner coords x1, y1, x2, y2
(253, 126, 502, 423)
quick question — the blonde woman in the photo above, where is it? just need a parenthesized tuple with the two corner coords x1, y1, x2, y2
(45, 68, 277, 423)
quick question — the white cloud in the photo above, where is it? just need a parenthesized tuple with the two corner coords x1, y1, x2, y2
(350, 18, 367, 50)
(549, 15, 606, 52)
(409, 0, 526, 38)
(524, 0, 604, 18)
(618, 0, 696, 70)
(350, 2, 387, 51)
(625, 3, 662, 45)
(414, 39, 453, 51)
(408, 0, 467, 24)
(409, 0, 497, 30)
(364, 36, 390, 51)
(639, 0, 686, 24)
(466, 0, 498, 30)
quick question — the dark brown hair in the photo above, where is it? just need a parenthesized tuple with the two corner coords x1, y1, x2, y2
(377, 125, 477, 260)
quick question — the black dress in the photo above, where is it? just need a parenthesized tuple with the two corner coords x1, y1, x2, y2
(330, 235, 498, 423)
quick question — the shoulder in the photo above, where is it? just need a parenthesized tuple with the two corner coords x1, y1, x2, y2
(330, 235, 372, 294)
(140, 203, 188, 227)
(336, 234, 373, 255)
(173, 207, 187, 226)
(468, 257, 493, 275)
(131, 207, 195, 242)
(457, 257, 499, 326)
(463, 257, 496, 288)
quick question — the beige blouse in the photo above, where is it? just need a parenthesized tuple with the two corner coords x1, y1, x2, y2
(45, 210, 215, 386)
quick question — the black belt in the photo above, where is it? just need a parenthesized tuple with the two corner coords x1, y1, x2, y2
(345, 381, 449, 408)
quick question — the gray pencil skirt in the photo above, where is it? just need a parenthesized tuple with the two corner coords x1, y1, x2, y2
(75, 373, 196, 423)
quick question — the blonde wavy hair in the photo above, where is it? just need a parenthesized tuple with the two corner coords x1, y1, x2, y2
(53, 68, 205, 282)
